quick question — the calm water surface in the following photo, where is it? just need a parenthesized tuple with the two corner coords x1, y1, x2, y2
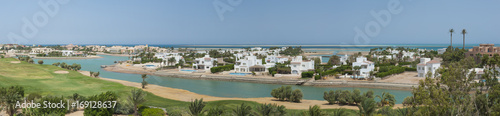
(34, 55, 412, 104)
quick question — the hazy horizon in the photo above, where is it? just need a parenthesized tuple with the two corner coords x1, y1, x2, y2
(1, 0, 498, 45)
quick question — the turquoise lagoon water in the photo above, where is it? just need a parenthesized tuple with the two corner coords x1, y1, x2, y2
(229, 73, 252, 76)
(34, 55, 412, 104)
(180, 69, 196, 72)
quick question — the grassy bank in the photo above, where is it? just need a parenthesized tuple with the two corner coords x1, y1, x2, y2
(1, 58, 359, 115)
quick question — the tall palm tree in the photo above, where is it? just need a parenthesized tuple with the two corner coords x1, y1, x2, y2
(461, 29, 467, 49)
(449, 29, 454, 48)
(376, 92, 396, 107)
(128, 89, 147, 116)
(141, 74, 148, 89)
(189, 99, 206, 116)
(358, 98, 377, 116)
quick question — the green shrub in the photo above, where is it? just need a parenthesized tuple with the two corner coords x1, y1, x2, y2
(314, 75, 321, 80)
(211, 64, 234, 73)
(338, 90, 351, 105)
(141, 108, 165, 116)
(35, 96, 68, 116)
(84, 91, 118, 116)
(376, 66, 406, 77)
(207, 106, 224, 116)
(351, 89, 364, 105)
(114, 99, 134, 115)
(271, 86, 292, 101)
(324, 90, 336, 104)
(290, 89, 303, 103)
(301, 71, 314, 78)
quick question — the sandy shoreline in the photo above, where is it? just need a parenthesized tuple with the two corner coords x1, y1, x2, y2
(34, 56, 103, 59)
(78, 71, 404, 110)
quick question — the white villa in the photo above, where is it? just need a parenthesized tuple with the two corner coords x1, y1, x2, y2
(265, 55, 289, 64)
(290, 56, 315, 75)
(352, 57, 375, 77)
(340, 54, 349, 65)
(155, 53, 184, 66)
(417, 58, 441, 78)
(192, 55, 217, 70)
(234, 55, 265, 72)
(61, 50, 74, 56)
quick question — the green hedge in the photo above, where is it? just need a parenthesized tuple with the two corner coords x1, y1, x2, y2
(301, 71, 314, 78)
(376, 66, 409, 77)
(210, 64, 234, 73)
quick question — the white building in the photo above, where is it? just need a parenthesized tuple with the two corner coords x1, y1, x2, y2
(193, 55, 217, 70)
(61, 50, 74, 56)
(417, 58, 441, 78)
(155, 53, 184, 66)
(352, 57, 375, 77)
(468, 68, 485, 80)
(31, 48, 54, 54)
(234, 55, 265, 72)
(437, 48, 447, 54)
(265, 55, 289, 64)
(339, 54, 349, 65)
(290, 56, 315, 75)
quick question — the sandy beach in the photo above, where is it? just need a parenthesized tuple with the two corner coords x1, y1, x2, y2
(78, 71, 404, 110)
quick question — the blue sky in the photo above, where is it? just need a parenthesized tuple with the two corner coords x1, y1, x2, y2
(0, 0, 498, 45)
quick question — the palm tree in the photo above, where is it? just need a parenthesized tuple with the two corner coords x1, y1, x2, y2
(358, 98, 377, 116)
(189, 99, 206, 116)
(128, 89, 147, 116)
(461, 29, 467, 49)
(308, 105, 323, 116)
(449, 29, 454, 48)
(233, 103, 253, 116)
(141, 74, 148, 89)
(376, 92, 396, 107)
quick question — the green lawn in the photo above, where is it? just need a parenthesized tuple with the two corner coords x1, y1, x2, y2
(0, 58, 358, 115)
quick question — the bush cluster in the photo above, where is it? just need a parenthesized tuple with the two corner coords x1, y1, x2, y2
(376, 66, 406, 77)
(52, 62, 82, 71)
(210, 64, 234, 73)
(301, 71, 314, 78)
(271, 86, 303, 103)
(323, 89, 374, 105)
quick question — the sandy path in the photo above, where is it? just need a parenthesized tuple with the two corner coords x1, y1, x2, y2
(10, 61, 21, 63)
(78, 71, 404, 110)
(54, 70, 69, 74)
(378, 72, 423, 84)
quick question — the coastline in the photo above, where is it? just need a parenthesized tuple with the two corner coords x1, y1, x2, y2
(103, 64, 417, 90)
(34, 56, 103, 59)
(78, 70, 405, 110)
